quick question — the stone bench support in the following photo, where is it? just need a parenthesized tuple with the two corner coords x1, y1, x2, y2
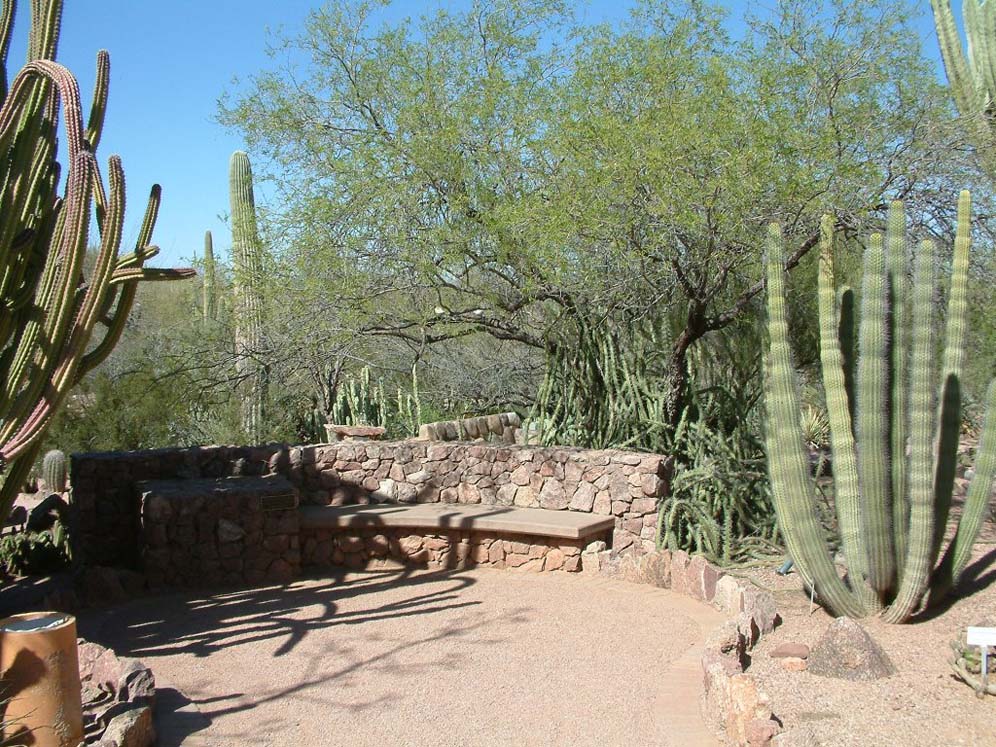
(299, 503, 614, 573)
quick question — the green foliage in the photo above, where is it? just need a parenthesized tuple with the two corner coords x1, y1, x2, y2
(0, 0, 193, 522)
(331, 365, 422, 438)
(763, 195, 996, 622)
(220, 0, 968, 444)
(656, 389, 779, 565)
(0, 526, 69, 576)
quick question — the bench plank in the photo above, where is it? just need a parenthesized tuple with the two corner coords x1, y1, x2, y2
(299, 503, 615, 540)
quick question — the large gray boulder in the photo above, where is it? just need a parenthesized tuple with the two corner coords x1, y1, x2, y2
(807, 617, 896, 681)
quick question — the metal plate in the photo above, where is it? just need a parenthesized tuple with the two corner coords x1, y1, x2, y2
(259, 493, 298, 512)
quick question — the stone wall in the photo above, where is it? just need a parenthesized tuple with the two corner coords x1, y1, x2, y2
(71, 440, 672, 572)
(138, 476, 300, 589)
(303, 527, 587, 573)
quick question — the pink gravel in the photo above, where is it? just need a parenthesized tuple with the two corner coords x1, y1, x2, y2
(79, 568, 723, 746)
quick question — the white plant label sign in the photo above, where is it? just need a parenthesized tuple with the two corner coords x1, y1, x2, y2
(967, 627, 996, 647)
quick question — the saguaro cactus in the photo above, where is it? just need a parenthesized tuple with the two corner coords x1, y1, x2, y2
(229, 151, 267, 443)
(0, 1, 193, 520)
(764, 192, 996, 622)
(203, 230, 217, 322)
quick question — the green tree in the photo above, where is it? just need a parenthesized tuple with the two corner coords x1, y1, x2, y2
(221, 0, 975, 443)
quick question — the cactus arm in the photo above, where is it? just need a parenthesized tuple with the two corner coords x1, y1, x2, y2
(0, 0, 15, 98)
(932, 1, 985, 118)
(931, 379, 996, 599)
(816, 215, 871, 603)
(887, 202, 910, 573)
(838, 286, 856, 422)
(857, 233, 896, 597)
(764, 223, 864, 618)
(931, 191, 972, 558)
(84, 49, 107, 151)
(884, 240, 939, 623)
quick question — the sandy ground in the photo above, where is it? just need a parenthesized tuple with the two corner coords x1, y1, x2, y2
(741, 539, 996, 747)
(78, 568, 724, 747)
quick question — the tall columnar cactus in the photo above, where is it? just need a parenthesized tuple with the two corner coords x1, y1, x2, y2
(931, 1, 996, 173)
(42, 449, 67, 494)
(203, 230, 217, 322)
(764, 192, 996, 622)
(0, 1, 193, 521)
(229, 151, 267, 443)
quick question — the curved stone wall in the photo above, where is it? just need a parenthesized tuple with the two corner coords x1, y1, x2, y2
(71, 441, 673, 569)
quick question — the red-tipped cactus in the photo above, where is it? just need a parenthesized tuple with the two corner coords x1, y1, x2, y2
(0, 0, 194, 517)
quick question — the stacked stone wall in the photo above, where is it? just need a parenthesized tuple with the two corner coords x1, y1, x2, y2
(71, 441, 672, 572)
(138, 476, 300, 589)
(302, 527, 588, 573)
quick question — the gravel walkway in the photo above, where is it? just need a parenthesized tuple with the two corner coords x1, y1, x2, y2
(79, 568, 723, 746)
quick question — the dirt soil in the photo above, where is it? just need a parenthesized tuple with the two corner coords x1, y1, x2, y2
(78, 568, 724, 747)
(740, 493, 996, 747)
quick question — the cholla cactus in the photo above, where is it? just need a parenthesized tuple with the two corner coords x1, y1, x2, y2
(764, 194, 996, 622)
(0, 1, 193, 521)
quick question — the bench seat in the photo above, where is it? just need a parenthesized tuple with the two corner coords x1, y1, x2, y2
(299, 503, 615, 541)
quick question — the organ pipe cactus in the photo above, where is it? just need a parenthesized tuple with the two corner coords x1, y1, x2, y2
(0, 0, 193, 521)
(764, 193, 996, 622)
(229, 151, 267, 443)
(931, 1, 996, 174)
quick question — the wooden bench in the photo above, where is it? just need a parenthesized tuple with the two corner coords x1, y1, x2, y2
(299, 503, 615, 572)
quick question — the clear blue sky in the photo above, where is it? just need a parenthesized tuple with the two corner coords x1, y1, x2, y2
(4, 1, 946, 267)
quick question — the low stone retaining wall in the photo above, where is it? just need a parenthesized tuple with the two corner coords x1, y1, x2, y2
(592, 548, 784, 747)
(138, 476, 300, 589)
(71, 441, 672, 570)
(303, 527, 587, 573)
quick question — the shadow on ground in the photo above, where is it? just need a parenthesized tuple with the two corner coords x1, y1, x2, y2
(78, 568, 506, 745)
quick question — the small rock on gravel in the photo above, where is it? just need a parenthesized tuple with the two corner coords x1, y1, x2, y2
(770, 642, 810, 659)
(807, 617, 896, 681)
(780, 656, 808, 672)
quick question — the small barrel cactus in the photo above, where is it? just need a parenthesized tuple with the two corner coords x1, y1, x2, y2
(42, 449, 67, 494)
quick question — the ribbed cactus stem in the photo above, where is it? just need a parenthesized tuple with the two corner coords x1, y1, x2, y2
(202, 230, 216, 322)
(883, 240, 938, 622)
(229, 150, 266, 443)
(857, 233, 896, 595)
(931, 1, 996, 173)
(42, 448, 66, 494)
(764, 224, 863, 618)
(886, 202, 910, 570)
(816, 216, 871, 605)
(933, 379, 996, 594)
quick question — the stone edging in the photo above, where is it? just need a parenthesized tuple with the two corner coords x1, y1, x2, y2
(588, 546, 785, 747)
(78, 639, 156, 747)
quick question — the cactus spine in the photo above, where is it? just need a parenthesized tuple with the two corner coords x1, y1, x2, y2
(764, 192, 996, 622)
(203, 230, 216, 322)
(0, 1, 193, 522)
(229, 151, 267, 443)
(42, 449, 67, 494)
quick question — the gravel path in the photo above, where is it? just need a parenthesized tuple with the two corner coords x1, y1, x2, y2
(79, 568, 723, 746)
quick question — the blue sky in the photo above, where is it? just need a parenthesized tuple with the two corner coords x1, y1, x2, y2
(4, 1, 946, 267)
